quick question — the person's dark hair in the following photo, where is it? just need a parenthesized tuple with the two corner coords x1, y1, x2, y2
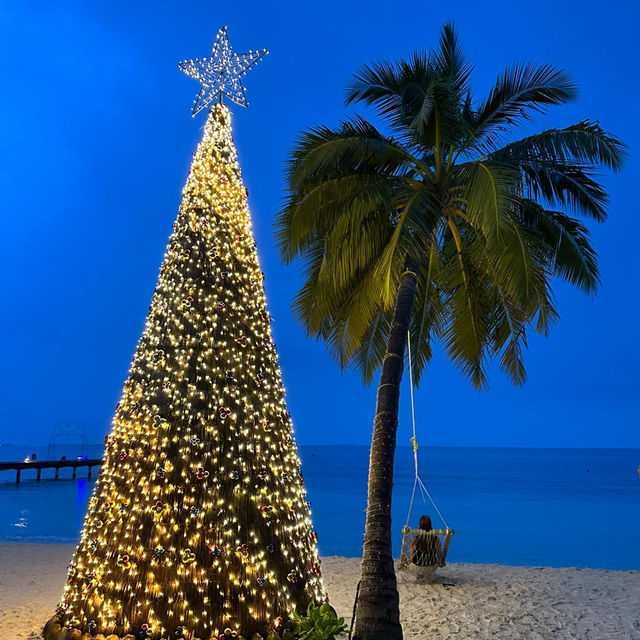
(419, 515, 432, 531)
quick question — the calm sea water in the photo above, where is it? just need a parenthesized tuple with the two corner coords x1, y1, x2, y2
(1, 444, 638, 570)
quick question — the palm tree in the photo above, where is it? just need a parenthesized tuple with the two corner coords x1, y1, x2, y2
(275, 24, 625, 640)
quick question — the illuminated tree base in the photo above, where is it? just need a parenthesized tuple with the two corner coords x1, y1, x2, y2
(43, 614, 298, 640)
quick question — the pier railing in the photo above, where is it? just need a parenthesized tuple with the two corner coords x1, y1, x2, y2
(0, 458, 102, 483)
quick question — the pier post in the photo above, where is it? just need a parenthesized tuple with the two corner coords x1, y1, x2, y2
(55, 467, 60, 480)
(72, 467, 77, 479)
(37, 468, 41, 482)
(88, 466, 93, 478)
(16, 469, 20, 483)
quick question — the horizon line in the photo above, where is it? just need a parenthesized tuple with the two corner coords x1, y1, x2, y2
(2, 443, 639, 451)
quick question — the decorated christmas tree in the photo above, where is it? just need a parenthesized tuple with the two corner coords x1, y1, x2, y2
(44, 27, 324, 640)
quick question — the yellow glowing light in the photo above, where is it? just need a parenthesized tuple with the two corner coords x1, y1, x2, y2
(43, 103, 325, 640)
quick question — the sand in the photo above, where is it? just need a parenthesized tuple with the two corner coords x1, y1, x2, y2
(1, 544, 638, 640)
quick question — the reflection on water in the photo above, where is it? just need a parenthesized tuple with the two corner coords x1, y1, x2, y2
(12, 510, 29, 528)
(75, 478, 90, 508)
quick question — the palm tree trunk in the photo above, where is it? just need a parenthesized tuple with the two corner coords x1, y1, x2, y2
(353, 267, 419, 640)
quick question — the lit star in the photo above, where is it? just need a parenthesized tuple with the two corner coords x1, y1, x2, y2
(179, 26, 268, 115)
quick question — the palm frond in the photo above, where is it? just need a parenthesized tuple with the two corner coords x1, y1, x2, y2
(373, 186, 440, 306)
(499, 333, 527, 385)
(520, 200, 599, 292)
(431, 22, 473, 108)
(533, 279, 560, 336)
(439, 218, 490, 388)
(452, 160, 519, 240)
(286, 117, 419, 190)
(278, 24, 622, 391)
(352, 308, 393, 384)
(520, 162, 609, 221)
(467, 63, 577, 151)
(322, 264, 390, 366)
(488, 290, 529, 386)
(345, 51, 431, 113)
(409, 241, 444, 384)
(345, 24, 473, 148)
(490, 121, 627, 171)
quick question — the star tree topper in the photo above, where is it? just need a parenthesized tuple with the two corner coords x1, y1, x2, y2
(179, 26, 268, 115)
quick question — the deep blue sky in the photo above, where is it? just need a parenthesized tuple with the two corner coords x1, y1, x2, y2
(0, 0, 638, 448)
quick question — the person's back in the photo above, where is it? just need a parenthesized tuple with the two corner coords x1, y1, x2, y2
(412, 531, 442, 566)
(410, 514, 443, 567)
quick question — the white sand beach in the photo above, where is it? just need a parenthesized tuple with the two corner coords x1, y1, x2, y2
(1, 544, 638, 640)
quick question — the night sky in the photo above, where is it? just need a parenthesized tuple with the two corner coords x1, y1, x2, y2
(0, 0, 637, 448)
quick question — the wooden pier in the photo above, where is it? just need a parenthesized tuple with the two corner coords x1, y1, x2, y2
(0, 459, 102, 483)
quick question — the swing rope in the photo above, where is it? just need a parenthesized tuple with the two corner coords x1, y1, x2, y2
(404, 330, 449, 530)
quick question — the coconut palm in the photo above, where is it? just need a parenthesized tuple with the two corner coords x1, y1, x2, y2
(275, 23, 625, 640)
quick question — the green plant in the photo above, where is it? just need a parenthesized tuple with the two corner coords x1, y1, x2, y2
(292, 603, 347, 640)
(277, 22, 625, 640)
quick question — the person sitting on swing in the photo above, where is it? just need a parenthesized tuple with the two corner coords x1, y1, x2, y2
(409, 515, 442, 567)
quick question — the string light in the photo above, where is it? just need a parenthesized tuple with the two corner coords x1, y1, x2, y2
(43, 31, 324, 640)
(179, 26, 268, 114)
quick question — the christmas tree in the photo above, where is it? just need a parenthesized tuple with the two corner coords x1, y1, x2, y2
(44, 27, 324, 640)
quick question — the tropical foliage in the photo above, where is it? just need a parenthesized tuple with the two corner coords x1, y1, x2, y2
(276, 26, 624, 389)
(276, 23, 624, 640)
(292, 602, 347, 640)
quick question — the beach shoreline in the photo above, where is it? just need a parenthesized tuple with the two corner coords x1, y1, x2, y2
(1, 543, 638, 639)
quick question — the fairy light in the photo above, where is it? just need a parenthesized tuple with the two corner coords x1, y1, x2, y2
(178, 26, 268, 114)
(43, 28, 324, 640)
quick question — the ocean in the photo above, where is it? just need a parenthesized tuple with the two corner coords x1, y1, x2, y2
(0, 444, 638, 570)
